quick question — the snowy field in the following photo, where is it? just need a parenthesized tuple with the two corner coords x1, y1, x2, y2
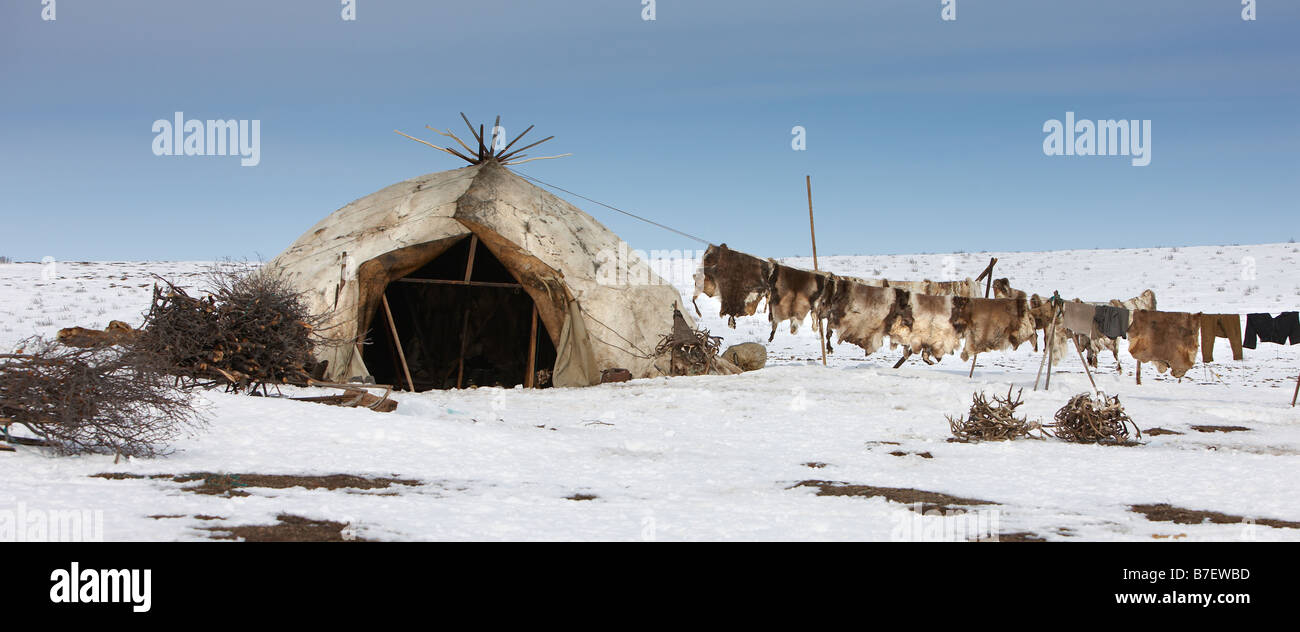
(1, 243, 1298, 541)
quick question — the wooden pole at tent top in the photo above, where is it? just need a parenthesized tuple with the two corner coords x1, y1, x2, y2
(807, 175, 827, 367)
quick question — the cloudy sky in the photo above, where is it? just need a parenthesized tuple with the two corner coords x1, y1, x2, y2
(1, 0, 1296, 261)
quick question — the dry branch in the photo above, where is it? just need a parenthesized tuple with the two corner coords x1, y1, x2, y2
(0, 339, 205, 457)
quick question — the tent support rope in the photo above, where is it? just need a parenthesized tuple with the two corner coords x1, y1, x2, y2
(510, 169, 713, 246)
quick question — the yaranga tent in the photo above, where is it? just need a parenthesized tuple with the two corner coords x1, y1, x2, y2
(267, 150, 684, 390)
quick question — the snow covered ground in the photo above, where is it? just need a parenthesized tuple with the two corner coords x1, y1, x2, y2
(1, 243, 1298, 541)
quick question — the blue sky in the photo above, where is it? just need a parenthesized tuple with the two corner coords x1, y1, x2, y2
(1, 0, 1296, 261)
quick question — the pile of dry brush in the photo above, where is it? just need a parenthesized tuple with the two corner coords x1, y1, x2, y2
(135, 264, 344, 394)
(0, 340, 204, 457)
(947, 386, 1045, 441)
(1, 263, 344, 456)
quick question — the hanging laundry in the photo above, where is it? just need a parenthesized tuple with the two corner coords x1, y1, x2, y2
(692, 243, 773, 328)
(1127, 310, 1201, 378)
(1199, 313, 1244, 362)
(1061, 301, 1096, 336)
(1092, 305, 1130, 340)
(1242, 312, 1300, 349)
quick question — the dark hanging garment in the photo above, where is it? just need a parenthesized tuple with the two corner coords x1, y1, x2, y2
(1092, 305, 1130, 339)
(1243, 312, 1299, 349)
(1282, 312, 1300, 344)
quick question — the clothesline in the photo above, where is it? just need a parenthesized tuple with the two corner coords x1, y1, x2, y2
(692, 243, 1300, 402)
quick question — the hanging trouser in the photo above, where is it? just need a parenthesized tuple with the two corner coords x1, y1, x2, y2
(1200, 313, 1244, 362)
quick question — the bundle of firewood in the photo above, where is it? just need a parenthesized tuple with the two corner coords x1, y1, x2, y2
(655, 306, 725, 376)
(135, 265, 340, 394)
(1048, 393, 1141, 444)
(948, 386, 1044, 441)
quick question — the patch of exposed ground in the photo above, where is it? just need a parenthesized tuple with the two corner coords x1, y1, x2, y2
(889, 450, 933, 459)
(566, 493, 598, 501)
(1131, 504, 1300, 529)
(205, 514, 368, 542)
(1189, 425, 1251, 433)
(794, 480, 995, 514)
(802, 462, 828, 469)
(1144, 428, 1184, 436)
(982, 532, 1046, 542)
(93, 472, 420, 496)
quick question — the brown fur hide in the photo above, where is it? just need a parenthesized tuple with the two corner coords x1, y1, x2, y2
(1127, 310, 1200, 378)
(926, 278, 980, 297)
(692, 244, 773, 328)
(954, 298, 1038, 361)
(883, 280, 931, 294)
(767, 264, 828, 341)
(889, 293, 960, 361)
(992, 278, 1027, 301)
(823, 277, 899, 356)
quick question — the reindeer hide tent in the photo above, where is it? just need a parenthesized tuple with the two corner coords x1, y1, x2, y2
(266, 160, 683, 390)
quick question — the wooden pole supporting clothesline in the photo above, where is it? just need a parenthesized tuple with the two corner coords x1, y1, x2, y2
(968, 257, 998, 378)
(1034, 294, 1068, 391)
(807, 175, 827, 367)
(1076, 338, 1100, 393)
(1034, 305, 1059, 391)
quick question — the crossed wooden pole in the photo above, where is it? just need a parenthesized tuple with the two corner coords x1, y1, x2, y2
(967, 257, 998, 377)
(1033, 292, 1100, 393)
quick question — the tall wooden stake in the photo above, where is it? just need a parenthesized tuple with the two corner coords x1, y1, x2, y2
(1034, 308, 1059, 391)
(381, 293, 416, 392)
(1291, 372, 1298, 407)
(807, 175, 827, 367)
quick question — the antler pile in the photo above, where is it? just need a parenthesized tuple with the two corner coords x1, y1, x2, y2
(948, 386, 1044, 441)
(1047, 393, 1141, 444)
